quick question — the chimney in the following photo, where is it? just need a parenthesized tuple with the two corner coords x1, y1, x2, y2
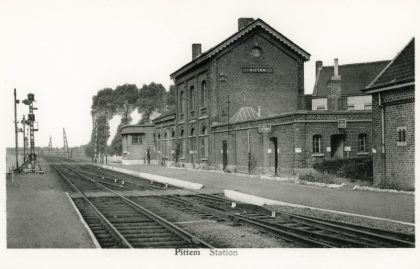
(192, 43, 202, 60)
(315, 60, 323, 78)
(332, 58, 341, 80)
(238, 18, 254, 31)
(327, 58, 342, 110)
(257, 105, 261, 117)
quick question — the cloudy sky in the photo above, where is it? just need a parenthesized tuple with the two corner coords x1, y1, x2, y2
(0, 0, 418, 148)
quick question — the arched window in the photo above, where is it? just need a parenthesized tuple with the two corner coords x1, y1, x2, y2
(189, 86, 195, 112)
(358, 133, 367, 152)
(190, 128, 195, 136)
(157, 133, 161, 140)
(179, 129, 185, 158)
(179, 89, 184, 114)
(200, 125, 208, 158)
(164, 131, 168, 140)
(312, 135, 322, 153)
(200, 81, 207, 107)
(171, 130, 175, 139)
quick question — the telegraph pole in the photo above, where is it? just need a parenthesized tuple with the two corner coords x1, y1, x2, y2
(21, 115, 26, 163)
(63, 128, 70, 158)
(48, 136, 52, 155)
(14, 89, 20, 170)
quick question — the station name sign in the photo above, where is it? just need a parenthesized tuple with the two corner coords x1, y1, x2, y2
(338, 119, 347, 128)
(259, 124, 271, 133)
(242, 67, 273, 73)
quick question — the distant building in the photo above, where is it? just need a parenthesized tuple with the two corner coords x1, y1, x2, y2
(312, 59, 389, 111)
(363, 38, 415, 190)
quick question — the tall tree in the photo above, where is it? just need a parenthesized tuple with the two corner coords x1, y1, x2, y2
(137, 82, 166, 123)
(96, 113, 110, 157)
(109, 84, 139, 155)
(114, 84, 139, 123)
(91, 88, 116, 115)
(166, 84, 176, 109)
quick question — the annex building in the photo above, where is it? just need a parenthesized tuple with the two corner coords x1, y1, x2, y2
(363, 38, 415, 190)
(123, 18, 389, 176)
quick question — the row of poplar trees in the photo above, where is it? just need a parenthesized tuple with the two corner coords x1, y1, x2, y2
(85, 82, 175, 158)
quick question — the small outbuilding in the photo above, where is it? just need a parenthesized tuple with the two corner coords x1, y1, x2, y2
(121, 124, 156, 165)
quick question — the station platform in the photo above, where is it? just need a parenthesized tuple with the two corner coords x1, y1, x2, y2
(104, 163, 415, 223)
(6, 159, 96, 248)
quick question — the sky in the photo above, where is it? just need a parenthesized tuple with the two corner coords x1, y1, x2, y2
(0, 0, 418, 148)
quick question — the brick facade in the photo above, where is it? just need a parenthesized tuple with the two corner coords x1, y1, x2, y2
(371, 86, 415, 190)
(211, 111, 372, 174)
(121, 125, 155, 165)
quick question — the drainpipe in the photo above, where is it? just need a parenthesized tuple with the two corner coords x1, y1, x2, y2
(379, 93, 386, 186)
(247, 129, 251, 174)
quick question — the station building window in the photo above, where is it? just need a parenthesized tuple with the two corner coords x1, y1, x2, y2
(251, 46, 261, 57)
(358, 133, 367, 152)
(179, 89, 185, 117)
(200, 125, 209, 158)
(189, 86, 195, 114)
(397, 126, 407, 146)
(179, 129, 185, 158)
(163, 132, 168, 158)
(190, 128, 196, 153)
(131, 134, 142, 144)
(312, 135, 322, 153)
(200, 81, 207, 108)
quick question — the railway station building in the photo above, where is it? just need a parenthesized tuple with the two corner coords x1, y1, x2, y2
(121, 124, 156, 165)
(363, 38, 415, 190)
(125, 18, 389, 176)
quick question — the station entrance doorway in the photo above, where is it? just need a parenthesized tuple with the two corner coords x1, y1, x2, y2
(331, 134, 346, 159)
(270, 137, 278, 176)
(222, 140, 228, 170)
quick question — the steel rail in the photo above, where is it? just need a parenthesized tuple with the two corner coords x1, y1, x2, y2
(77, 165, 170, 191)
(174, 194, 415, 248)
(68, 166, 214, 249)
(53, 165, 133, 248)
(285, 214, 415, 248)
(159, 195, 379, 247)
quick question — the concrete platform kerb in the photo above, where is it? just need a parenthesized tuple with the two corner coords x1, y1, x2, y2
(100, 164, 204, 190)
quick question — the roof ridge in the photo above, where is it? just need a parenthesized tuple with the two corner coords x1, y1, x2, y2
(170, 18, 310, 78)
(320, 60, 390, 68)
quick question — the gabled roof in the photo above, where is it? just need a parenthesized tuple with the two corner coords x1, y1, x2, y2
(121, 124, 154, 135)
(170, 18, 310, 79)
(364, 38, 415, 93)
(313, 60, 390, 97)
(152, 108, 176, 123)
(231, 107, 266, 123)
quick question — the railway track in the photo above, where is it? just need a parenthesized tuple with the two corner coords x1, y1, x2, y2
(50, 160, 214, 249)
(48, 157, 414, 248)
(162, 194, 415, 248)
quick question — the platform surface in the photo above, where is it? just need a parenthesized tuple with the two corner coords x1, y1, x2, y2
(106, 163, 415, 223)
(6, 159, 95, 248)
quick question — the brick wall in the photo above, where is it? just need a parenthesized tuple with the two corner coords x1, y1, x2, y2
(213, 30, 304, 119)
(211, 111, 372, 174)
(371, 86, 415, 190)
(122, 132, 155, 162)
